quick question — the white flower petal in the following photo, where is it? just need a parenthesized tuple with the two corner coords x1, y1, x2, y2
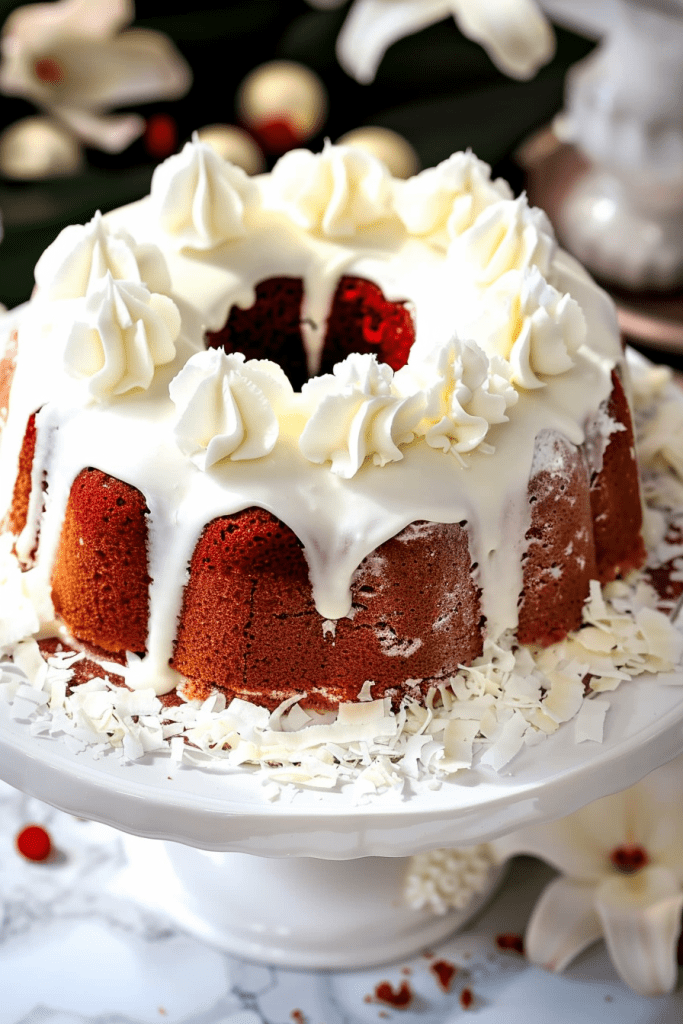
(335, 0, 453, 85)
(2, 0, 133, 48)
(452, 0, 555, 80)
(54, 107, 144, 153)
(595, 866, 683, 996)
(525, 876, 602, 972)
(494, 800, 628, 880)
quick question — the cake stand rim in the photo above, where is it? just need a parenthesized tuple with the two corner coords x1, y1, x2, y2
(1, 658, 682, 856)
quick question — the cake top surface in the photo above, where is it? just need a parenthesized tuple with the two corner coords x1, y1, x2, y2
(1, 140, 624, 697)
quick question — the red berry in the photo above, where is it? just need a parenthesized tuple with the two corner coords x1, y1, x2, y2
(144, 114, 178, 160)
(253, 118, 301, 155)
(16, 824, 52, 862)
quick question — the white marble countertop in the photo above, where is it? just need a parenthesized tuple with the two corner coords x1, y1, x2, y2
(1, 778, 682, 1024)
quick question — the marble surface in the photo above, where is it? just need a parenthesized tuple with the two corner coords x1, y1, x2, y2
(1, 779, 682, 1023)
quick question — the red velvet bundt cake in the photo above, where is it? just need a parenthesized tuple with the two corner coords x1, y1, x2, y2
(0, 141, 646, 712)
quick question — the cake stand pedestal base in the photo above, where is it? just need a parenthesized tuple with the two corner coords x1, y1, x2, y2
(117, 836, 506, 969)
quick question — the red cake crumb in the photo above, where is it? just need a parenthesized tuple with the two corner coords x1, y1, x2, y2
(496, 933, 525, 954)
(290, 1010, 306, 1024)
(16, 824, 52, 861)
(430, 959, 458, 992)
(373, 980, 413, 1008)
(460, 987, 474, 1009)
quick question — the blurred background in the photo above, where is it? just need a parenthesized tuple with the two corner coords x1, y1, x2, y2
(0, 0, 595, 309)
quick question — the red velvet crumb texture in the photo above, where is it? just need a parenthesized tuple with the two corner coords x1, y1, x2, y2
(172, 509, 483, 710)
(205, 275, 415, 391)
(51, 468, 151, 656)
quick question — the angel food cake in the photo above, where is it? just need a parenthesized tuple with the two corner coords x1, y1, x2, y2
(0, 140, 681, 784)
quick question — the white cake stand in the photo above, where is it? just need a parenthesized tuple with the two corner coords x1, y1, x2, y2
(1, 646, 683, 967)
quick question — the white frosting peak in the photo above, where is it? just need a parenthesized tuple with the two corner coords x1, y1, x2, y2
(266, 140, 394, 237)
(394, 336, 518, 461)
(394, 150, 513, 241)
(34, 210, 170, 299)
(150, 137, 257, 251)
(470, 266, 587, 390)
(299, 352, 422, 478)
(453, 193, 555, 285)
(64, 273, 181, 400)
(170, 349, 293, 468)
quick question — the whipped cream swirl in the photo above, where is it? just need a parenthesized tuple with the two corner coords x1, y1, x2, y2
(394, 150, 512, 242)
(151, 137, 257, 250)
(265, 140, 394, 237)
(473, 266, 587, 390)
(34, 210, 170, 300)
(64, 273, 180, 400)
(452, 193, 555, 286)
(299, 353, 422, 478)
(394, 336, 518, 462)
(170, 349, 293, 468)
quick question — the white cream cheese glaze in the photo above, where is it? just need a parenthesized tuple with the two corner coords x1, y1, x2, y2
(0, 143, 623, 696)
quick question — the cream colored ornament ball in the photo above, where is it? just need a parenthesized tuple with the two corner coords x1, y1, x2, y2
(0, 115, 83, 179)
(237, 60, 328, 153)
(195, 124, 265, 175)
(337, 126, 420, 179)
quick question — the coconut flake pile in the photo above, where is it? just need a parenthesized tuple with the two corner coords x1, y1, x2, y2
(404, 844, 497, 914)
(0, 360, 682, 797)
(0, 574, 680, 795)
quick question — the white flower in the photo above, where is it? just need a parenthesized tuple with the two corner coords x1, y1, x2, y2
(299, 352, 422, 477)
(170, 349, 293, 468)
(495, 753, 683, 995)
(306, 0, 555, 84)
(0, 0, 191, 154)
